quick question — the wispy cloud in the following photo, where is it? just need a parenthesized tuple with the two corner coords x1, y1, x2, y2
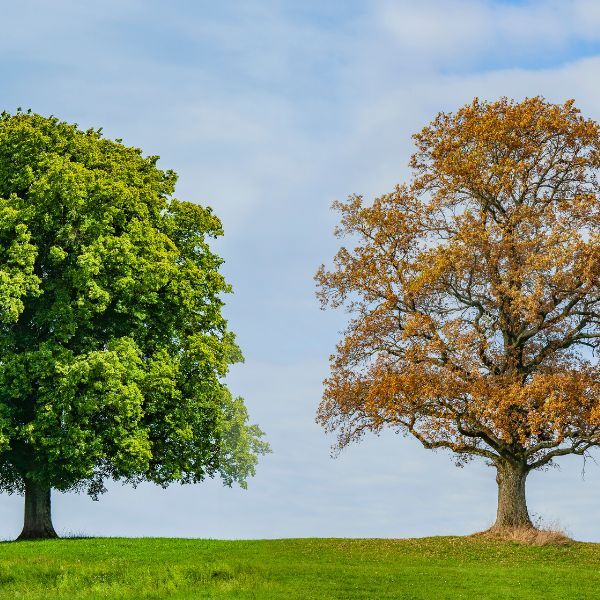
(377, 0, 600, 70)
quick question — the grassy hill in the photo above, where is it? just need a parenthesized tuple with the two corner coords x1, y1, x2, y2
(0, 536, 599, 599)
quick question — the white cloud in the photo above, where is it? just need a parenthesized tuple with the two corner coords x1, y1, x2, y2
(377, 0, 600, 68)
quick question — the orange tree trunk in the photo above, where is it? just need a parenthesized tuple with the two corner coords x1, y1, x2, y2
(492, 462, 532, 529)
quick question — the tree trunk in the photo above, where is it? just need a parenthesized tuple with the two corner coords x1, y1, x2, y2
(492, 462, 532, 529)
(17, 480, 58, 540)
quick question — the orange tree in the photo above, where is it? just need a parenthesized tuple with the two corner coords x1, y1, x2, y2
(316, 97, 600, 531)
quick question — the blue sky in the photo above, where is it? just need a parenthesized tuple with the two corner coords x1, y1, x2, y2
(1, 0, 600, 541)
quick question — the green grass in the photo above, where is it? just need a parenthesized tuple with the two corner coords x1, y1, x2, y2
(0, 536, 599, 599)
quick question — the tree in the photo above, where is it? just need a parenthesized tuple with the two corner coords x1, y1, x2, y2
(0, 111, 269, 540)
(316, 97, 600, 532)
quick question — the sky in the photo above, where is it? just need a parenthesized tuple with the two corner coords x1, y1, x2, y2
(0, 0, 600, 541)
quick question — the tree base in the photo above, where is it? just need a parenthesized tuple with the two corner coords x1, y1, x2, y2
(18, 481, 59, 541)
(16, 527, 58, 541)
(471, 525, 571, 546)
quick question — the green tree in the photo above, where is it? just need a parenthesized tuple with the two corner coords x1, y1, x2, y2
(0, 111, 269, 539)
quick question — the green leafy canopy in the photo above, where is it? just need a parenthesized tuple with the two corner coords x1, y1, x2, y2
(0, 110, 269, 498)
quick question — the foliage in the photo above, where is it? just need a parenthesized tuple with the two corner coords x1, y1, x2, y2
(316, 97, 600, 475)
(0, 537, 600, 598)
(0, 111, 268, 499)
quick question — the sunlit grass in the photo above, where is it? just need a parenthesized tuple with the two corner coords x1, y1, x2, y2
(0, 536, 598, 598)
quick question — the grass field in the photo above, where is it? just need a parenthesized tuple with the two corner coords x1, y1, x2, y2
(0, 536, 598, 599)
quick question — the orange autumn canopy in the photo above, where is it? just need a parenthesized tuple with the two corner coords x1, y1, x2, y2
(317, 97, 600, 470)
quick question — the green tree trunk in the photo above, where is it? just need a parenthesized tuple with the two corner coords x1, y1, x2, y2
(18, 480, 58, 540)
(493, 462, 532, 529)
